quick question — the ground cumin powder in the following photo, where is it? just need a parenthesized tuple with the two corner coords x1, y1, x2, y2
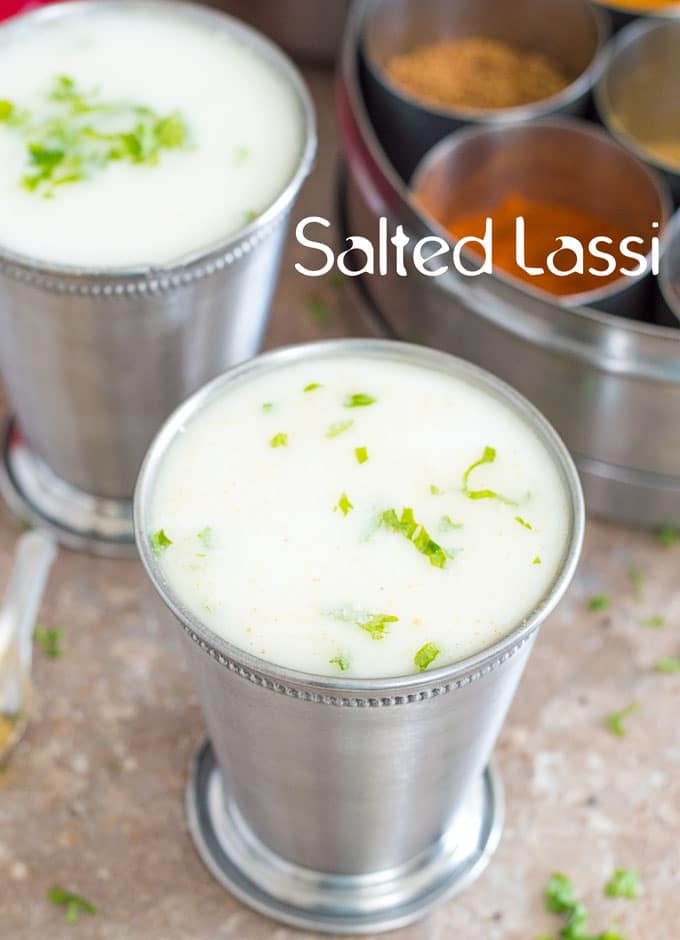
(447, 192, 636, 297)
(385, 38, 570, 111)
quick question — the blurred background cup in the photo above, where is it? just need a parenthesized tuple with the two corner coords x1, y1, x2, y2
(591, 0, 680, 32)
(659, 211, 680, 326)
(410, 118, 671, 316)
(135, 340, 585, 934)
(0, 0, 316, 556)
(361, 0, 610, 180)
(596, 17, 680, 201)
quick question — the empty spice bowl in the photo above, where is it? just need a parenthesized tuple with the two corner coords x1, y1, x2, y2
(0, 0, 316, 555)
(596, 18, 680, 200)
(410, 118, 671, 315)
(361, 0, 609, 179)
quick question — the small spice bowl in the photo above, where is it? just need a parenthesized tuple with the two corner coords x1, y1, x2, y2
(410, 118, 672, 316)
(659, 211, 680, 326)
(361, 0, 610, 180)
(591, 1, 680, 33)
(596, 18, 680, 201)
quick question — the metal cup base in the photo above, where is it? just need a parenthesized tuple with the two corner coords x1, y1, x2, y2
(0, 420, 136, 557)
(186, 738, 504, 935)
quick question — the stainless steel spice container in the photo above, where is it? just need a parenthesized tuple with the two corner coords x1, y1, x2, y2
(135, 339, 585, 934)
(0, 0, 316, 556)
(596, 18, 680, 201)
(338, 0, 680, 528)
(361, 0, 610, 180)
(410, 118, 671, 316)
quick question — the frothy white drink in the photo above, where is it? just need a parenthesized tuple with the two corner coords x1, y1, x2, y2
(0, 4, 305, 268)
(148, 352, 571, 679)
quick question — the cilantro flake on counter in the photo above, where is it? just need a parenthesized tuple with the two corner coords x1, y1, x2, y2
(270, 432, 288, 448)
(150, 529, 172, 557)
(656, 522, 679, 549)
(641, 615, 665, 629)
(343, 393, 376, 408)
(334, 492, 354, 517)
(655, 657, 680, 674)
(627, 565, 645, 598)
(414, 642, 440, 672)
(326, 419, 354, 439)
(48, 885, 96, 924)
(462, 446, 517, 506)
(605, 868, 641, 900)
(355, 446, 368, 464)
(543, 873, 626, 940)
(34, 625, 64, 660)
(381, 508, 447, 569)
(606, 702, 639, 738)
(588, 595, 611, 613)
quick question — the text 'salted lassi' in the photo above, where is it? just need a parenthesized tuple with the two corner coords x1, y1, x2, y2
(0, 4, 304, 268)
(148, 352, 571, 679)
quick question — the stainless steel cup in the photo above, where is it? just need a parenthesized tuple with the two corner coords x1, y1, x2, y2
(410, 117, 672, 317)
(596, 18, 680, 202)
(592, 1, 680, 33)
(134, 339, 585, 934)
(660, 211, 680, 326)
(0, 0, 316, 555)
(361, 0, 610, 180)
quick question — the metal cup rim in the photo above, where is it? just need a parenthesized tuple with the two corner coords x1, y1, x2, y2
(0, 0, 317, 279)
(659, 210, 680, 322)
(134, 339, 585, 696)
(592, 0, 680, 16)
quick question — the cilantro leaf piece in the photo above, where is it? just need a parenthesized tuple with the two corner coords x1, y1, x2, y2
(414, 642, 440, 672)
(329, 654, 350, 672)
(343, 393, 376, 408)
(545, 872, 577, 914)
(233, 145, 250, 165)
(150, 529, 172, 557)
(533, 556, 542, 565)
(641, 615, 665, 629)
(334, 492, 354, 517)
(244, 209, 258, 224)
(270, 432, 288, 448)
(430, 484, 442, 495)
(606, 702, 639, 737)
(440, 515, 463, 531)
(0, 100, 13, 121)
(48, 885, 96, 924)
(381, 507, 447, 569)
(34, 625, 64, 660)
(306, 296, 331, 325)
(656, 522, 679, 549)
(462, 446, 517, 505)
(197, 527, 213, 549)
(327, 607, 398, 641)
(588, 595, 611, 612)
(515, 515, 533, 530)
(355, 446, 368, 465)
(304, 383, 321, 393)
(262, 402, 273, 412)
(655, 657, 680, 674)
(329, 271, 344, 289)
(627, 565, 644, 599)
(605, 868, 641, 900)
(326, 419, 354, 439)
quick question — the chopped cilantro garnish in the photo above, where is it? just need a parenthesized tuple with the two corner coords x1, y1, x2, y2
(628, 565, 645, 598)
(606, 702, 639, 737)
(414, 642, 440, 672)
(233, 145, 250, 165)
(462, 446, 517, 505)
(545, 872, 578, 915)
(334, 492, 354, 516)
(355, 446, 368, 464)
(656, 522, 679, 548)
(515, 515, 533, 530)
(343, 393, 376, 408)
(543, 873, 624, 940)
(47, 885, 96, 924)
(34, 625, 64, 660)
(326, 419, 354, 438)
(3, 76, 189, 197)
(244, 209, 258, 224)
(429, 484, 441, 495)
(655, 657, 680, 674)
(328, 607, 398, 640)
(588, 595, 611, 612)
(440, 515, 463, 531)
(262, 402, 273, 412)
(329, 654, 350, 672)
(641, 615, 665, 629)
(150, 529, 172, 557)
(270, 432, 288, 448)
(304, 383, 321, 393)
(306, 296, 331, 325)
(605, 868, 641, 899)
(198, 527, 213, 549)
(381, 508, 447, 568)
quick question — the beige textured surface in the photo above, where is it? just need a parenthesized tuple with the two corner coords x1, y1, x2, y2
(1, 71, 678, 940)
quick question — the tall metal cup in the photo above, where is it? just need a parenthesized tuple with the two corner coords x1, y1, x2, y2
(134, 340, 585, 934)
(0, 0, 316, 556)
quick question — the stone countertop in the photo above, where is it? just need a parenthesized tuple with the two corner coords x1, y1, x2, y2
(1, 70, 678, 940)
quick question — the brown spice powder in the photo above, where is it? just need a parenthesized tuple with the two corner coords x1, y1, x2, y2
(385, 37, 570, 112)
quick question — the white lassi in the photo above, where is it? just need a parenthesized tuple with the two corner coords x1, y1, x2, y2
(0, 3, 306, 268)
(147, 351, 571, 679)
